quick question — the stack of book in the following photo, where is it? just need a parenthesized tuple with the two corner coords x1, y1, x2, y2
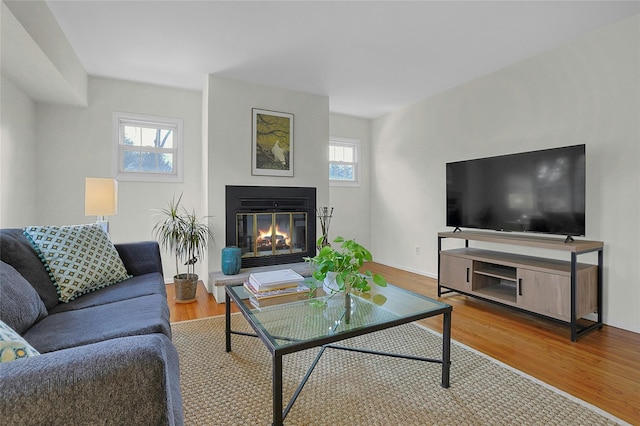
(243, 269, 310, 307)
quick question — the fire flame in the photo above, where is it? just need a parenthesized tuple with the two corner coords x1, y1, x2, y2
(257, 224, 290, 247)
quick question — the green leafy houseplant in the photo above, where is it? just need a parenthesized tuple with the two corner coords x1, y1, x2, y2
(304, 236, 387, 295)
(153, 194, 213, 302)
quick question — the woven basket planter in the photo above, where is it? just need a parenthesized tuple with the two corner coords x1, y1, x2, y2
(174, 273, 198, 303)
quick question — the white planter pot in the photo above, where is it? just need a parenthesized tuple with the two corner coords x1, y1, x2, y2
(323, 271, 342, 294)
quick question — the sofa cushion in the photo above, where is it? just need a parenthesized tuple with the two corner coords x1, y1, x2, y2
(0, 261, 48, 334)
(0, 229, 60, 310)
(48, 272, 167, 314)
(23, 224, 132, 303)
(0, 319, 40, 363)
(115, 241, 163, 277)
(23, 294, 171, 353)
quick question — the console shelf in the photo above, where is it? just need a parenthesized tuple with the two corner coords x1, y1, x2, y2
(475, 264, 517, 282)
(437, 231, 603, 341)
(474, 282, 517, 304)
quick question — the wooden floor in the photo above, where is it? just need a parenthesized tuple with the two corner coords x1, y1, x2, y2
(167, 263, 640, 424)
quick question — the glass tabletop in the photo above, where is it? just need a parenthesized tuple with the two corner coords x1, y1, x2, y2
(227, 280, 450, 351)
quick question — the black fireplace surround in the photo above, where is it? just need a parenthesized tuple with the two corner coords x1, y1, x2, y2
(225, 185, 316, 269)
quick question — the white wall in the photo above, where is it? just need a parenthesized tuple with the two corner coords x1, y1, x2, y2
(206, 76, 330, 290)
(3, 1, 636, 333)
(371, 16, 640, 332)
(0, 76, 39, 226)
(1, 0, 87, 106)
(329, 113, 372, 249)
(32, 77, 203, 280)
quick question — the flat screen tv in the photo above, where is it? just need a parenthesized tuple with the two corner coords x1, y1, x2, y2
(446, 144, 586, 237)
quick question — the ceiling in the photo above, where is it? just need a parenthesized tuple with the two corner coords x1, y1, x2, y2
(45, 1, 639, 118)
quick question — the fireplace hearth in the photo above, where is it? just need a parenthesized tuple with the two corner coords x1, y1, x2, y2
(225, 186, 316, 268)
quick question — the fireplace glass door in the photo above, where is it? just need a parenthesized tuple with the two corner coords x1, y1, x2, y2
(236, 212, 307, 260)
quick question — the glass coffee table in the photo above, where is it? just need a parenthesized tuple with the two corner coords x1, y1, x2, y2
(225, 280, 452, 426)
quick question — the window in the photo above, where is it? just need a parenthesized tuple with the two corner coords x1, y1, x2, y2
(329, 137, 359, 186)
(113, 112, 183, 182)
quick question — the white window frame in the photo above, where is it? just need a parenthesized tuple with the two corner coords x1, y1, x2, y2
(329, 137, 360, 187)
(113, 112, 184, 182)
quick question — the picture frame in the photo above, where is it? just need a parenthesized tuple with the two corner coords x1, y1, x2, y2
(252, 108, 294, 177)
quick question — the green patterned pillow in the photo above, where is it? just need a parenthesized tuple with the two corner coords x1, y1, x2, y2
(0, 319, 39, 363)
(23, 224, 132, 303)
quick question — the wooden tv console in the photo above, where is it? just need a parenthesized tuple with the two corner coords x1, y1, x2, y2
(437, 231, 603, 341)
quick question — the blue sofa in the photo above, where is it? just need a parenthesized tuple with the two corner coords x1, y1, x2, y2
(0, 228, 183, 425)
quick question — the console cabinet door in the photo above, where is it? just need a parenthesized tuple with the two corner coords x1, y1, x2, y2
(517, 268, 570, 321)
(440, 254, 473, 292)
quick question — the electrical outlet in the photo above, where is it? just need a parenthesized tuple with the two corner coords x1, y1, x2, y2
(415, 246, 420, 255)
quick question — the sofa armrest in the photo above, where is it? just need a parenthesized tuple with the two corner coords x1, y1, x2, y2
(115, 241, 164, 277)
(0, 334, 183, 425)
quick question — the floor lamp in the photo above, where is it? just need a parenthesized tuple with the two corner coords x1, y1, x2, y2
(85, 178, 118, 234)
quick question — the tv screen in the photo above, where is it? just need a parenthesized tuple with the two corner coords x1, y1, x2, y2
(446, 145, 586, 236)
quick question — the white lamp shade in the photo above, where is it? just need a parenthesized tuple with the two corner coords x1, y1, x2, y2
(85, 178, 118, 216)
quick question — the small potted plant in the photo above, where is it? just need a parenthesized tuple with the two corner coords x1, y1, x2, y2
(153, 194, 213, 303)
(304, 236, 387, 295)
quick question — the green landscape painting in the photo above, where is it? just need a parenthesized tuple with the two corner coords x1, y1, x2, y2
(252, 109, 293, 176)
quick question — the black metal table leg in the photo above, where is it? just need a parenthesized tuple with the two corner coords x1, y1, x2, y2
(437, 236, 442, 296)
(225, 290, 231, 352)
(272, 353, 283, 426)
(442, 310, 452, 388)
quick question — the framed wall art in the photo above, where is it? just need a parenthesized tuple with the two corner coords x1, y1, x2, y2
(252, 108, 294, 177)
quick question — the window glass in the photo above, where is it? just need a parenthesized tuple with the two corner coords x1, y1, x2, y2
(123, 151, 140, 170)
(329, 164, 355, 181)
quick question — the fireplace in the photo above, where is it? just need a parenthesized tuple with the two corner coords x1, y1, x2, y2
(225, 186, 316, 268)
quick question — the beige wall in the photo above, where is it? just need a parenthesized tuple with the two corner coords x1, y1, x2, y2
(371, 16, 640, 332)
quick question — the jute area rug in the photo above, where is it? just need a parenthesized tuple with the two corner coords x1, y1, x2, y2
(171, 315, 623, 425)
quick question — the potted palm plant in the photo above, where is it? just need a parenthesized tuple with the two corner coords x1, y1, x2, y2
(153, 194, 213, 303)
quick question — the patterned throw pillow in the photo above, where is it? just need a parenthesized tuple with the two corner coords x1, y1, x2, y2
(23, 224, 132, 303)
(0, 319, 39, 363)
